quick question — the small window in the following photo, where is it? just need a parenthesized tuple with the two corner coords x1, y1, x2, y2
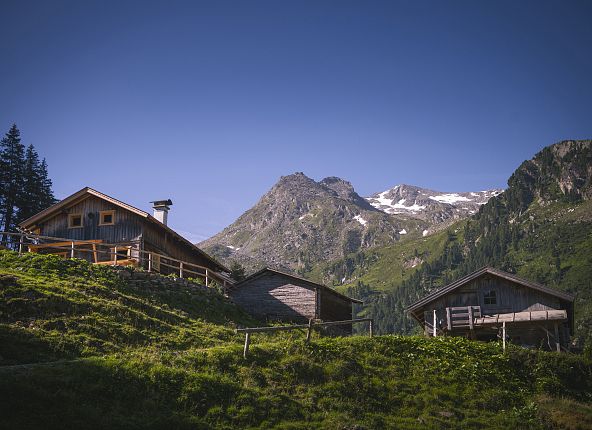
(484, 290, 497, 305)
(99, 210, 115, 226)
(68, 214, 83, 228)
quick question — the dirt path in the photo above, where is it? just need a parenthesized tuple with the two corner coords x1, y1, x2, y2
(0, 358, 82, 372)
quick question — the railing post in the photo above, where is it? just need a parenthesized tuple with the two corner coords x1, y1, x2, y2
(113, 246, 117, 266)
(18, 234, 24, 256)
(148, 253, 152, 272)
(179, 262, 183, 278)
(243, 332, 250, 358)
(70, 241, 75, 259)
(369, 319, 373, 338)
(433, 309, 437, 337)
(502, 321, 506, 352)
(205, 269, 209, 287)
(306, 318, 313, 343)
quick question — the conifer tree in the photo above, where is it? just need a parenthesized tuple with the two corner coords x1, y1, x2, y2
(0, 124, 56, 245)
(0, 124, 25, 235)
(17, 144, 56, 223)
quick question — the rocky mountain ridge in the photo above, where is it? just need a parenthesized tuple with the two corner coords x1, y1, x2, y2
(201, 172, 427, 273)
(200, 172, 502, 273)
(366, 184, 503, 226)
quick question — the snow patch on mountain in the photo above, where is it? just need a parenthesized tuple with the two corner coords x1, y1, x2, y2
(365, 184, 504, 228)
(429, 193, 472, 204)
(353, 214, 367, 226)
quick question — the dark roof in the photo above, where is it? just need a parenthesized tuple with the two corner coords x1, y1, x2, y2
(18, 187, 228, 273)
(406, 266, 574, 314)
(232, 267, 363, 304)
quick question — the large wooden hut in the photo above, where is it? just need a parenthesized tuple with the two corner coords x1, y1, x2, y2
(18, 187, 228, 281)
(406, 267, 574, 351)
(228, 268, 362, 328)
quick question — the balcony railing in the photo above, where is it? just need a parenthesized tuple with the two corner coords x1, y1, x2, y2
(0, 231, 233, 288)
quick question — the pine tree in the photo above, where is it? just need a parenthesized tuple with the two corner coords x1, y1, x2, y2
(229, 261, 246, 282)
(0, 124, 25, 237)
(16, 145, 56, 224)
(0, 125, 56, 245)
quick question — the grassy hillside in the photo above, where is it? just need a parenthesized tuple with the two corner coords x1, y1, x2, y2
(308, 222, 466, 292)
(1, 251, 592, 429)
(0, 251, 255, 365)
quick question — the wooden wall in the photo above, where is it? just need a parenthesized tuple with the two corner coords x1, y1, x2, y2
(38, 195, 142, 243)
(319, 289, 352, 321)
(427, 275, 563, 316)
(230, 272, 317, 323)
(320, 288, 353, 334)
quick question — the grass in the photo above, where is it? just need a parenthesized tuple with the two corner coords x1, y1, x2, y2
(308, 221, 466, 293)
(1, 251, 591, 429)
(0, 250, 256, 365)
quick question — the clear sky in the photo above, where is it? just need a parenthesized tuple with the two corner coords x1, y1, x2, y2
(1, 1, 591, 241)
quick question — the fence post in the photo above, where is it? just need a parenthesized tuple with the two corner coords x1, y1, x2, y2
(369, 319, 373, 338)
(306, 319, 313, 343)
(18, 234, 24, 256)
(502, 321, 506, 352)
(433, 309, 437, 337)
(179, 262, 184, 278)
(205, 269, 209, 287)
(113, 246, 117, 266)
(70, 241, 75, 259)
(148, 253, 152, 272)
(243, 332, 250, 358)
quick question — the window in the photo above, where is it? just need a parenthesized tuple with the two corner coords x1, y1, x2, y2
(68, 214, 83, 228)
(99, 210, 115, 226)
(484, 290, 497, 305)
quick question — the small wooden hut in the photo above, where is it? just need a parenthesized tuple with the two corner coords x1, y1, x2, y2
(406, 267, 574, 351)
(228, 268, 362, 329)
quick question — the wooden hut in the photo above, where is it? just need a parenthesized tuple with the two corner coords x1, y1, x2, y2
(18, 187, 228, 280)
(228, 268, 362, 329)
(406, 267, 574, 351)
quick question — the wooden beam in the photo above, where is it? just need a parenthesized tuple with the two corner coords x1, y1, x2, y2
(446, 307, 452, 331)
(306, 319, 313, 343)
(433, 309, 437, 337)
(468, 306, 474, 330)
(554, 322, 560, 353)
(243, 332, 250, 358)
(502, 321, 506, 352)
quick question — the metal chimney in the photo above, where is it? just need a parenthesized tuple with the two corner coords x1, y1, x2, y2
(151, 199, 173, 226)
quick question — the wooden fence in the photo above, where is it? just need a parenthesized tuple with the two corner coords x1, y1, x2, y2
(236, 318, 373, 357)
(0, 231, 232, 288)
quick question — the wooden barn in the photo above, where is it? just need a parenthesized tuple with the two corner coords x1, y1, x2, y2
(406, 267, 574, 351)
(18, 187, 229, 281)
(228, 268, 362, 329)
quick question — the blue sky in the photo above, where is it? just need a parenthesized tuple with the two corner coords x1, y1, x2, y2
(1, 1, 591, 241)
